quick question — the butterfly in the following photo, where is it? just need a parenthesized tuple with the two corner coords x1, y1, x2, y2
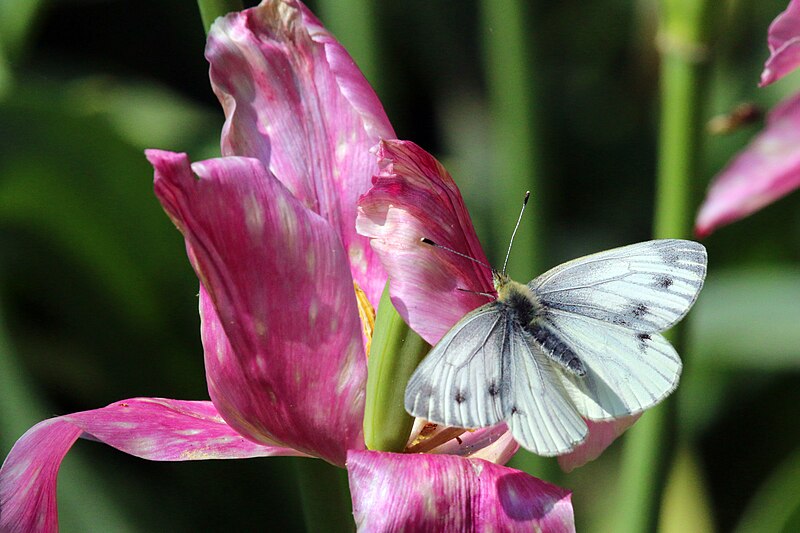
(404, 233, 707, 456)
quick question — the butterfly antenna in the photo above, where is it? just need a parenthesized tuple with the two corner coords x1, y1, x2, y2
(420, 238, 492, 271)
(502, 191, 530, 275)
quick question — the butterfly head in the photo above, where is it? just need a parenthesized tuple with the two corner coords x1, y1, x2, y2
(492, 269, 511, 295)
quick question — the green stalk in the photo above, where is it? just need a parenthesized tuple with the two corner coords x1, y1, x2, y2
(196, 0, 243, 34)
(615, 2, 720, 532)
(478, 0, 543, 277)
(364, 283, 431, 452)
(479, 0, 553, 481)
(293, 458, 354, 532)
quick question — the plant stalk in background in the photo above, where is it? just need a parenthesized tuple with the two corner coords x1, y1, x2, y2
(615, 1, 721, 532)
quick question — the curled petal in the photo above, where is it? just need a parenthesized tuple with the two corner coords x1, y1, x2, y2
(696, 92, 800, 236)
(432, 424, 520, 465)
(357, 140, 494, 344)
(150, 150, 366, 466)
(0, 399, 301, 533)
(557, 416, 640, 473)
(347, 450, 575, 532)
(207, 0, 392, 306)
(761, 0, 800, 86)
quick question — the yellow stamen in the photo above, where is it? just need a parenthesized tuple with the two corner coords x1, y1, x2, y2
(353, 281, 375, 357)
(405, 422, 469, 454)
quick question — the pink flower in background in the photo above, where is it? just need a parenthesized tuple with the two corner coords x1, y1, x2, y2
(696, 93, 800, 237)
(760, 0, 800, 87)
(697, 1, 800, 236)
(0, 1, 575, 530)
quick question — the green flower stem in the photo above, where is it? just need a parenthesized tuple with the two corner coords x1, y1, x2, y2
(364, 283, 431, 452)
(196, 0, 243, 34)
(293, 458, 353, 532)
(479, 0, 550, 480)
(478, 0, 542, 276)
(615, 2, 720, 532)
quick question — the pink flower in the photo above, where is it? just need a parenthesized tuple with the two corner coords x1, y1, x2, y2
(348, 451, 574, 532)
(760, 0, 800, 87)
(0, 1, 574, 530)
(356, 139, 642, 474)
(696, 92, 800, 237)
(696, 1, 800, 237)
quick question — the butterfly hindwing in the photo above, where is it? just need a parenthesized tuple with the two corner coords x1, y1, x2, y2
(404, 303, 510, 429)
(530, 239, 707, 333)
(543, 309, 682, 420)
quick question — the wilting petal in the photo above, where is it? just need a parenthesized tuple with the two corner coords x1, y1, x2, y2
(696, 92, 800, 236)
(347, 450, 575, 532)
(557, 416, 640, 473)
(0, 398, 301, 533)
(761, 0, 800, 86)
(207, 0, 393, 306)
(357, 140, 494, 344)
(432, 424, 520, 465)
(150, 150, 366, 466)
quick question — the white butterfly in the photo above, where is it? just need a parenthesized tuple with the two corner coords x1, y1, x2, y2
(404, 238, 707, 456)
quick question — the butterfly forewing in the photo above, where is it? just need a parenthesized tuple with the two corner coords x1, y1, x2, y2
(544, 309, 682, 420)
(530, 240, 707, 333)
(404, 304, 511, 429)
(506, 326, 587, 455)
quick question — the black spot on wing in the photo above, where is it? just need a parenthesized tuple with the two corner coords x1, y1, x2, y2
(658, 246, 681, 265)
(488, 381, 500, 397)
(454, 390, 467, 404)
(631, 303, 648, 319)
(637, 333, 651, 352)
(655, 275, 673, 289)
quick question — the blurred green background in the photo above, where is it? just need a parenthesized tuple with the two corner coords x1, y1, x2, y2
(1, 0, 799, 531)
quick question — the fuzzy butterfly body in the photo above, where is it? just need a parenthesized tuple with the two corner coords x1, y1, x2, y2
(404, 239, 707, 456)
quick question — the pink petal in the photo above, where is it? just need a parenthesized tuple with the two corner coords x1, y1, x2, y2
(761, 0, 800, 86)
(557, 416, 641, 473)
(207, 0, 393, 306)
(695, 91, 800, 237)
(347, 450, 575, 532)
(433, 424, 520, 465)
(150, 150, 367, 466)
(356, 140, 494, 344)
(0, 398, 301, 533)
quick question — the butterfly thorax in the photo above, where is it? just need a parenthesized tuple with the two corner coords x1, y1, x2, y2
(493, 269, 587, 377)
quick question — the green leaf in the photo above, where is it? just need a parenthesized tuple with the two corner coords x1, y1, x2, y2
(364, 283, 430, 452)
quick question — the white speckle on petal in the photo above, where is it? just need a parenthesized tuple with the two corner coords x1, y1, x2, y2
(175, 429, 203, 436)
(306, 247, 316, 274)
(256, 355, 268, 374)
(336, 338, 363, 394)
(254, 319, 266, 336)
(335, 134, 349, 163)
(348, 243, 366, 273)
(308, 297, 318, 328)
(243, 193, 265, 241)
(275, 193, 298, 243)
(421, 484, 436, 517)
(469, 459, 485, 476)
